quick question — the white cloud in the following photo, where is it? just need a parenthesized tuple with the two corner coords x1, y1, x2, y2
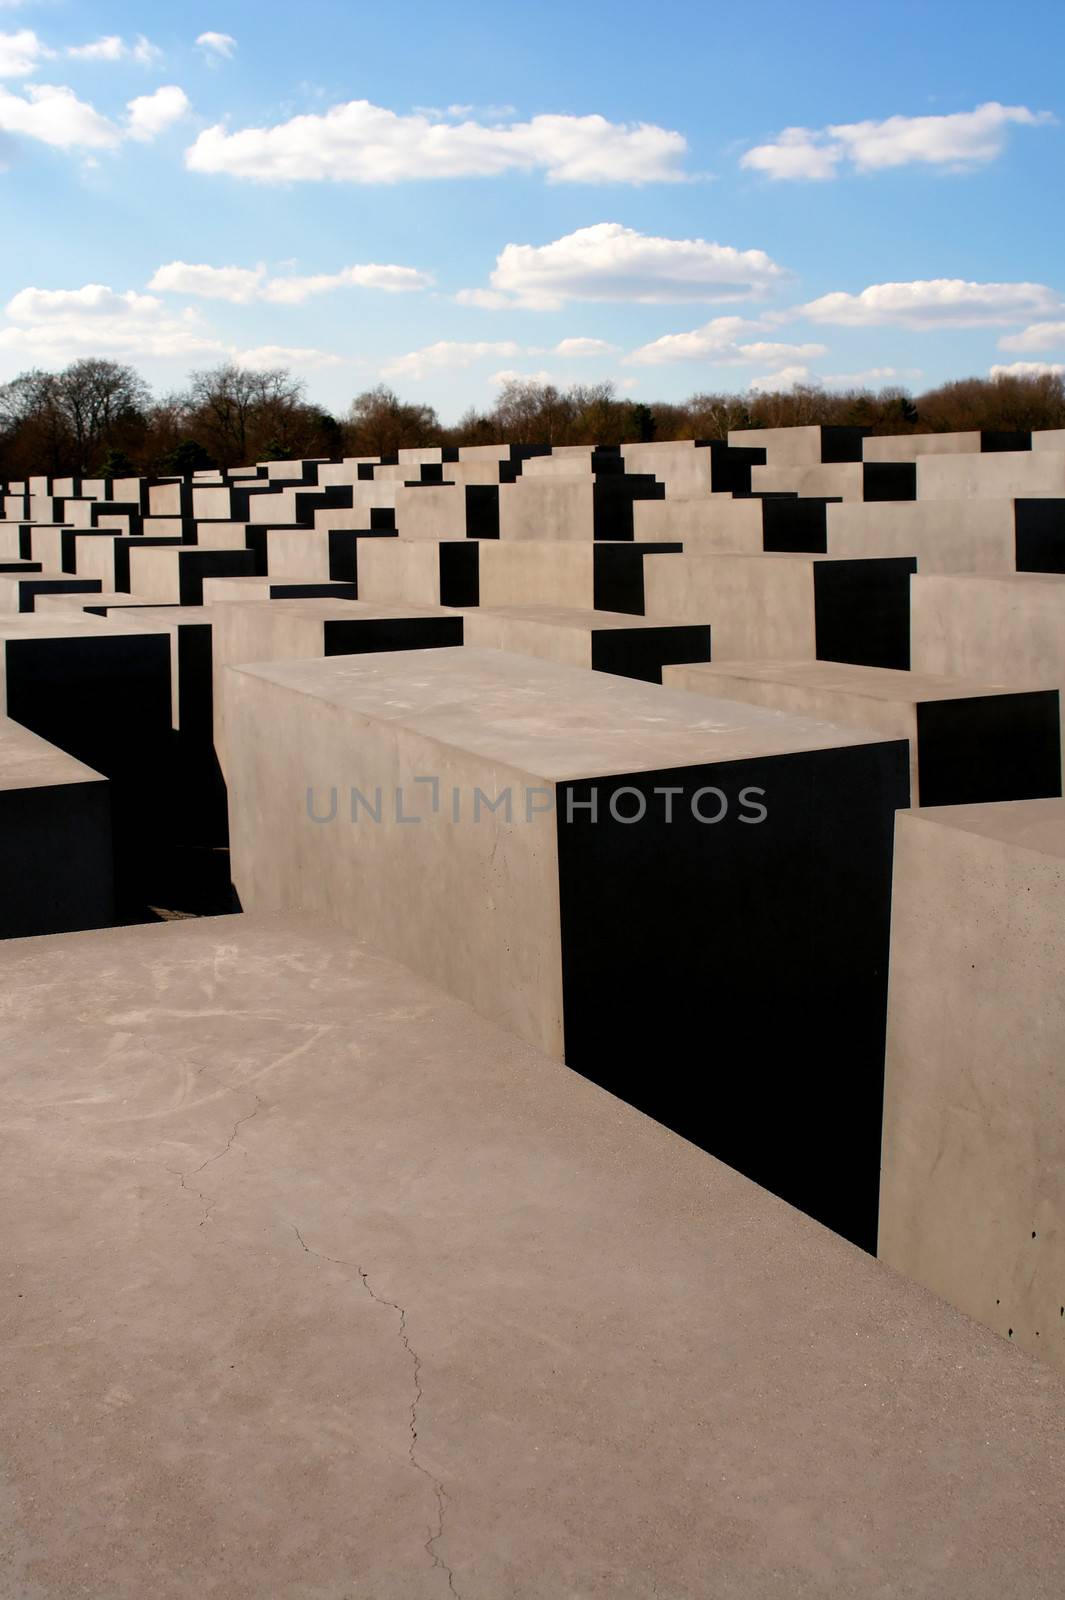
(554, 336, 618, 356)
(998, 321, 1065, 353)
(184, 100, 688, 184)
(490, 367, 554, 386)
(126, 85, 189, 141)
(0, 28, 49, 77)
(626, 315, 823, 366)
(748, 366, 815, 392)
(801, 279, 1064, 328)
(990, 361, 1065, 379)
(196, 32, 236, 60)
(262, 263, 432, 302)
(149, 259, 432, 304)
(0, 78, 190, 150)
(741, 102, 1053, 181)
(482, 223, 787, 310)
(382, 340, 522, 379)
(0, 82, 120, 147)
(67, 35, 161, 66)
(149, 261, 266, 303)
(822, 366, 921, 387)
(236, 345, 342, 370)
(0, 282, 225, 360)
(455, 288, 512, 310)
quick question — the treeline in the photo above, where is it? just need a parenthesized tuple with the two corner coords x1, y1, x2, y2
(2, 360, 1064, 477)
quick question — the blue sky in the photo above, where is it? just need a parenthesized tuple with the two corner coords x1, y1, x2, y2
(1, 0, 1063, 420)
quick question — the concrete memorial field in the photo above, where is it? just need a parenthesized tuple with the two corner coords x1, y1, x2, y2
(2, 424, 1064, 1594)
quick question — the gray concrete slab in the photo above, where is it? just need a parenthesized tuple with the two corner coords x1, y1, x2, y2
(2, 910, 1062, 1598)
(881, 799, 1065, 1373)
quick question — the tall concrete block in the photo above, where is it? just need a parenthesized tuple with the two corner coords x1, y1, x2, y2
(728, 424, 868, 465)
(645, 552, 916, 668)
(664, 660, 1061, 805)
(880, 800, 1065, 1371)
(225, 646, 909, 1247)
(917, 451, 1065, 500)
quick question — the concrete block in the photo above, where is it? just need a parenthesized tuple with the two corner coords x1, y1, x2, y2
(0, 716, 113, 937)
(664, 660, 1061, 804)
(823, 500, 1017, 573)
(751, 462, 916, 501)
(225, 646, 908, 1247)
(729, 424, 868, 465)
(880, 800, 1065, 1371)
(126, 544, 259, 604)
(499, 473, 664, 541)
(462, 604, 711, 682)
(0, 573, 103, 613)
(917, 451, 1065, 500)
(646, 552, 916, 667)
(0, 614, 173, 917)
(200, 576, 359, 604)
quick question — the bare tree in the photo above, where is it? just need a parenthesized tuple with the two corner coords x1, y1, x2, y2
(53, 358, 150, 471)
(345, 386, 440, 456)
(187, 364, 306, 465)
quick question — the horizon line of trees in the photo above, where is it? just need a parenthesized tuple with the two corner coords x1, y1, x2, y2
(2, 357, 1064, 479)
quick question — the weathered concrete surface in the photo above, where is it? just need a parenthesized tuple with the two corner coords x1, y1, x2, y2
(881, 800, 1065, 1373)
(1, 911, 1063, 1599)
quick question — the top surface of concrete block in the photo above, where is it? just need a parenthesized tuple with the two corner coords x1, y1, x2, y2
(0, 715, 105, 791)
(462, 603, 701, 633)
(901, 795, 1065, 857)
(233, 645, 894, 780)
(672, 658, 1030, 703)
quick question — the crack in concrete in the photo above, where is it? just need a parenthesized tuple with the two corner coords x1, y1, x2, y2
(291, 1225, 460, 1598)
(163, 1067, 263, 1227)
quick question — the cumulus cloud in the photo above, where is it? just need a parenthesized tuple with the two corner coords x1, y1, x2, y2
(149, 261, 265, 303)
(0, 79, 190, 149)
(67, 35, 161, 66)
(554, 336, 618, 356)
(184, 100, 688, 184)
(126, 85, 189, 141)
(0, 82, 120, 147)
(0, 28, 49, 77)
(149, 259, 432, 304)
(475, 223, 787, 310)
(998, 321, 1065, 353)
(382, 340, 522, 379)
(626, 315, 824, 366)
(741, 102, 1053, 181)
(990, 361, 1065, 379)
(196, 32, 237, 60)
(801, 279, 1064, 328)
(0, 282, 225, 360)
